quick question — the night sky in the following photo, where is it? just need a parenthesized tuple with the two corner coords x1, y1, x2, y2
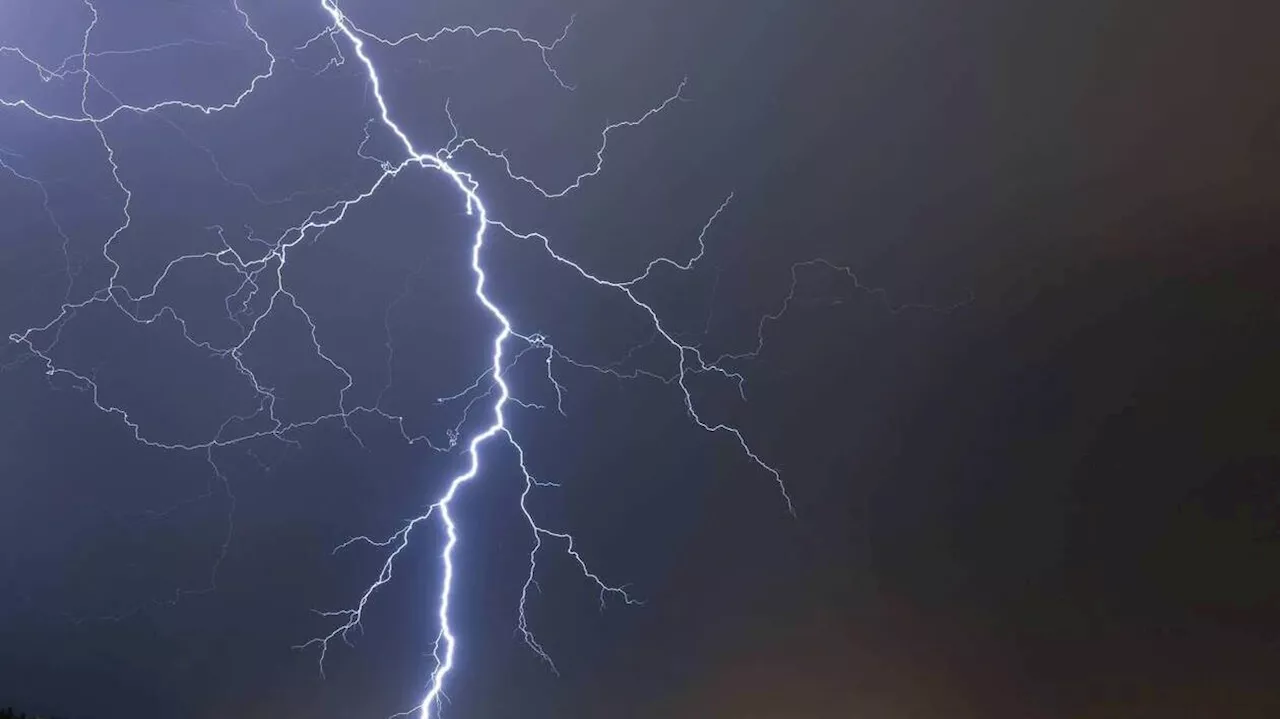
(2, 1, 1279, 717)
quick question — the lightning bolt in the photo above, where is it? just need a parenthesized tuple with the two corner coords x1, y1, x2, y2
(2, 1, 962, 716)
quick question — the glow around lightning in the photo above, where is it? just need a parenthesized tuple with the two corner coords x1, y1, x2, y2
(1, 1, 953, 716)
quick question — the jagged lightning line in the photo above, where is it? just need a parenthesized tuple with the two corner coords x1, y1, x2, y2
(0, 0, 276, 123)
(296, 6, 640, 713)
(0, 0, 956, 715)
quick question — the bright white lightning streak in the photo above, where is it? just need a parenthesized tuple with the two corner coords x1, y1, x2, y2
(312, 6, 800, 712)
(308, 3, 639, 715)
(318, 5, 509, 712)
(0, 0, 960, 715)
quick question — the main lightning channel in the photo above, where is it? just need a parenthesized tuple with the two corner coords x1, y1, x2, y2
(319, 3, 513, 715)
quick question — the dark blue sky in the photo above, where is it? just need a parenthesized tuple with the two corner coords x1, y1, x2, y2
(3, 1, 1278, 717)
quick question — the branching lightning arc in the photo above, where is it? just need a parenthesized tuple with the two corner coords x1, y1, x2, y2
(1, 1, 957, 716)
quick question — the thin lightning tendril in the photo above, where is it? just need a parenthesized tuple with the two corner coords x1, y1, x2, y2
(1, 1, 962, 715)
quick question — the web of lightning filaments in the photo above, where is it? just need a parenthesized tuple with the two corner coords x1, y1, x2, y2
(1, 1, 949, 716)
